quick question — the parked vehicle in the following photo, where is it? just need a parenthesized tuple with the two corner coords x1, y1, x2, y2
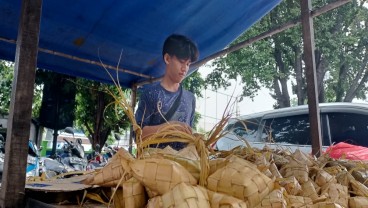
(26, 140, 41, 177)
(0, 135, 41, 177)
(0, 134, 5, 173)
(86, 133, 121, 170)
(41, 127, 87, 178)
(215, 102, 368, 152)
(86, 144, 105, 170)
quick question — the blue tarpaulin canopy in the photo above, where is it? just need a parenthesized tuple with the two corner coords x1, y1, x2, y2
(0, 0, 281, 88)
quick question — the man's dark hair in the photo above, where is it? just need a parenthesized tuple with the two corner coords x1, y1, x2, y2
(162, 34, 199, 62)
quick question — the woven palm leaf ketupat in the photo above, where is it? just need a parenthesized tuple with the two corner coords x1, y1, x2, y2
(162, 154, 201, 181)
(209, 158, 228, 176)
(312, 202, 343, 208)
(292, 149, 315, 167)
(206, 190, 248, 208)
(130, 158, 197, 195)
(285, 195, 313, 207)
(146, 196, 163, 208)
(83, 148, 134, 187)
(269, 163, 282, 179)
(177, 144, 200, 160)
(299, 180, 323, 201)
(140, 126, 210, 186)
(320, 183, 348, 208)
(254, 154, 271, 172)
(276, 176, 301, 195)
(207, 155, 274, 207)
(311, 168, 337, 187)
(112, 177, 147, 208)
(349, 196, 368, 208)
(351, 168, 368, 186)
(255, 188, 287, 208)
(350, 179, 368, 197)
(279, 157, 309, 184)
(336, 171, 355, 187)
(142, 146, 178, 158)
(148, 183, 211, 208)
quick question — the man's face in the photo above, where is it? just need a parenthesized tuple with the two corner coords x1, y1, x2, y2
(165, 54, 191, 83)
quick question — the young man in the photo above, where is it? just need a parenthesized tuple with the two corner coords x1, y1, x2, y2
(135, 34, 199, 150)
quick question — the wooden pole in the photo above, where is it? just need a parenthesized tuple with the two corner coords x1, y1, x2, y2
(0, 0, 42, 207)
(301, 0, 322, 156)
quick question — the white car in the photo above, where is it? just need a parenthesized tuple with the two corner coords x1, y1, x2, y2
(216, 102, 368, 153)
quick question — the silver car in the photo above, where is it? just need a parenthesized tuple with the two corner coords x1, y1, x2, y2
(216, 102, 368, 152)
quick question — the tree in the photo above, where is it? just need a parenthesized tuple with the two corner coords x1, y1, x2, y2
(206, 0, 368, 108)
(0, 61, 43, 117)
(0, 61, 13, 115)
(75, 78, 130, 151)
(182, 71, 205, 130)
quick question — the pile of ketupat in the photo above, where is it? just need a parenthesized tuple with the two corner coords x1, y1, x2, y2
(82, 137, 368, 208)
(80, 80, 368, 208)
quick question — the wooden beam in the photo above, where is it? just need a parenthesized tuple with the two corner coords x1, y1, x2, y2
(0, 36, 153, 80)
(301, 0, 322, 156)
(0, 0, 42, 207)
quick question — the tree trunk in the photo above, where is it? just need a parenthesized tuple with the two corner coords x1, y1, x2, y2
(273, 45, 290, 108)
(335, 60, 348, 102)
(294, 46, 306, 105)
(315, 50, 329, 103)
(344, 49, 368, 102)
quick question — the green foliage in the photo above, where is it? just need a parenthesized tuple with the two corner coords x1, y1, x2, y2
(182, 71, 205, 129)
(182, 71, 205, 98)
(0, 61, 42, 117)
(206, 0, 368, 107)
(75, 78, 130, 147)
(0, 61, 13, 115)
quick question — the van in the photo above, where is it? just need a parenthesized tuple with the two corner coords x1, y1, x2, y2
(215, 102, 368, 152)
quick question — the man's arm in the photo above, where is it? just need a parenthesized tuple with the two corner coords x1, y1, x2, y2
(141, 121, 192, 141)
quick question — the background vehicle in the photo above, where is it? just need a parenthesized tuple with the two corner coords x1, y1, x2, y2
(26, 140, 41, 177)
(0, 135, 41, 177)
(216, 102, 368, 152)
(41, 127, 87, 178)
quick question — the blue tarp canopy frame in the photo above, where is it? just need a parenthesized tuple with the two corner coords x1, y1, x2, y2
(0, 0, 281, 88)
